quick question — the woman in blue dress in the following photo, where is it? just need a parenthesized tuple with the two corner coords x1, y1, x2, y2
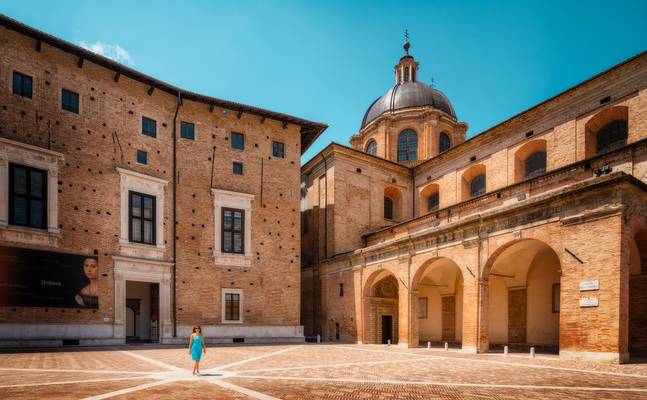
(188, 325, 206, 375)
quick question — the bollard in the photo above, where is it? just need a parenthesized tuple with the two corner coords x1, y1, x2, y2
(444, 342, 449, 351)
(316, 334, 321, 344)
(530, 347, 535, 358)
(387, 339, 391, 346)
(427, 341, 431, 349)
(504, 345, 509, 355)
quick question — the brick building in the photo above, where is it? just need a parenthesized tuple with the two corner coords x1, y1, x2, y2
(0, 15, 326, 346)
(301, 39, 647, 363)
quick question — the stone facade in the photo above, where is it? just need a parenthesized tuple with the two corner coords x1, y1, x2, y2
(301, 42, 647, 363)
(0, 16, 326, 346)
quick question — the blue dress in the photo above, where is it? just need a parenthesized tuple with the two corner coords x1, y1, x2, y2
(191, 335, 203, 361)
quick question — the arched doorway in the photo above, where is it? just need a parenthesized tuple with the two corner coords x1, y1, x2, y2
(629, 229, 647, 358)
(486, 239, 561, 353)
(364, 270, 399, 344)
(412, 258, 463, 348)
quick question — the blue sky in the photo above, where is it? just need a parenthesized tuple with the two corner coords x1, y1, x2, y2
(2, 1, 646, 163)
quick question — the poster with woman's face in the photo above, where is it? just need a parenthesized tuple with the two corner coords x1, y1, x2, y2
(0, 246, 99, 308)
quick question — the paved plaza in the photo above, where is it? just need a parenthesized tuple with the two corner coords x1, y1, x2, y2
(2, 344, 647, 399)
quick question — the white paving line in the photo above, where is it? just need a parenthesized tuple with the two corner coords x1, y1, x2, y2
(208, 378, 282, 400)
(0, 367, 161, 375)
(210, 345, 303, 371)
(0, 375, 147, 389)
(336, 345, 647, 380)
(237, 374, 647, 393)
(81, 379, 176, 400)
(236, 357, 431, 373)
(118, 350, 183, 371)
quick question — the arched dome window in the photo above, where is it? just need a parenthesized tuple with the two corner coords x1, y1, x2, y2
(427, 192, 439, 212)
(470, 174, 486, 198)
(596, 120, 627, 154)
(365, 140, 377, 156)
(439, 132, 451, 153)
(524, 151, 546, 179)
(384, 197, 394, 220)
(397, 129, 417, 162)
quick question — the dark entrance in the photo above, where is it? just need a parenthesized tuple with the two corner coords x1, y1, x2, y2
(381, 315, 393, 344)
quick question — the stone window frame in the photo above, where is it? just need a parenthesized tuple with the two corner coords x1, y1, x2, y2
(212, 188, 254, 268)
(221, 288, 244, 324)
(117, 167, 167, 259)
(8, 68, 35, 101)
(0, 138, 63, 246)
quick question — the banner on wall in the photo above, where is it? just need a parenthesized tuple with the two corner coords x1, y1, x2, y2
(0, 246, 99, 308)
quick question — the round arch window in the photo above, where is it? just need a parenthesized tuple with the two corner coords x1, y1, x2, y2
(470, 174, 486, 198)
(397, 130, 417, 162)
(439, 132, 451, 153)
(365, 140, 377, 156)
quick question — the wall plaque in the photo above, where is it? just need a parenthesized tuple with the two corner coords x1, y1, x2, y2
(579, 297, 599, 307)
(579, 280, 599, 291)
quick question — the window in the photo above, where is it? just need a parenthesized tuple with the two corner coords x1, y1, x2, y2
(427, 192, 439, 212)
(224, 292, 241, 321)
(61, 89, 79, 113)
(136, 150, 148, 165)
(365, 140, 377, 156)
(418, 297, 428, 319)
(439, 132, 451, 153)
(339, 283, 344, 297)
(129, 191, 155, 245)
(142, 117, 157, 138)
(524, 151, 546, 179)
(9, 163, 47, 229)
(384, 196, 394, 220)
(552, 283, 560, 313)
(470, 174, 486, 198)
(222, 208, 244, 254)
(231, 132, 244, 150)
(272, 141, 285, 158)
(596, 120, 627, 154)
(180, 122, 195, 140)
(397, 129, 417, 162)
(233, 162, 243, 175)
(12, 72, 32, 98)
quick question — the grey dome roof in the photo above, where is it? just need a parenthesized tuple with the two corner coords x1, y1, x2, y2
(361, 82, 456, 128)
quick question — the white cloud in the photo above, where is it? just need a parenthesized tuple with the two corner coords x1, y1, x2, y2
(79, 41, 134, 65)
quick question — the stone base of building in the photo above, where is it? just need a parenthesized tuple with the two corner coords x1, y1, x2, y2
(560, 350, 629, 364)
(161, 324, 305, 345)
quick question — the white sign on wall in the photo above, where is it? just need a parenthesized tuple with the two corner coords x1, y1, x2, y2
(579, 280, 600, 292)
(579, 297, 599, 308)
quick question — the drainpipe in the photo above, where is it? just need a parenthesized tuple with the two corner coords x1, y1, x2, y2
(172, 91, 181, 338)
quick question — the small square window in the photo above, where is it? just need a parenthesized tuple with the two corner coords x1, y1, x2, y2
(136, 150, 148, 165)
(233, 162, 243, 175)
(180, 121, 195, 140)
(272, 141, 285, 158)
(231, 132, 244, 150)
(12, 72, 32, 99)
(142, 117, 157, 138)
(62, 89, 79, 113)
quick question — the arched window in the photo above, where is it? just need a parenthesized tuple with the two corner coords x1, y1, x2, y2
(427, 192, 439, 212)
(524, 151, 546, 179)
(384, 197, 394, 220)
(596, 120, 627, 154)
(439, 132, 451, 153)
(397, 130, 417, 162)
(365, 140, 377, 156)
(470, 174, 486, 198)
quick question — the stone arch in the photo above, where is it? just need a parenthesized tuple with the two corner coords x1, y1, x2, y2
(419, 183, 440, 215)
(584, 106, 628, 157)
(410, 257, 464, 348)
(484, 239, 561, 353)
(461, 164, 486, 201)
(384, 186, 402, 221)
(514, 139, 547, 182)
(363, 269, 400, 344)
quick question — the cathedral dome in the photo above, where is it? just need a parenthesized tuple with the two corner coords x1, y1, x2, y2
(360, 82, 456, 128)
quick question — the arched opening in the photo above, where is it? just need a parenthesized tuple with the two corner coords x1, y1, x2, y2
(629, 228, 647, 358)
(461, 164, 486, 201)
(584, 106, 628, 157)
(514, 140, 547, 182)
(365, 139, 377, 156)
(412, 258, 463, 348)
(419, 183, 440, 215)
(397, 129, 418, 162)
(439, 132, 451, 153)
(384, 187, 402, 221)
(363, 270, 399, 344)
(486, 239, 561, 354)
